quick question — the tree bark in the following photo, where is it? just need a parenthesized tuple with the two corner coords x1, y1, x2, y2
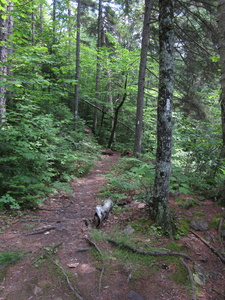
(93, 0, 103, 134)
(152, 0, 174, 233)
(0, 2, 13, 123)
(75, 0, 81, 128)
(107, 77, 127, 149)
(218, 0, 225, 157)
(134, 0, 153, 156)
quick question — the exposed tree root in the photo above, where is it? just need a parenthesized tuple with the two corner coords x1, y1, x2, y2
(85, 237, 105, 295)
(190, 230, 225, 264)
(32, 242, 63, 264)
(25, 226, 57, 236)
(180, 258, 197, 300)
(218, 215, 225, 252)
(107, 239, 190, 259)
(32, 242, 83, 300)
(48, 256, 83, 300)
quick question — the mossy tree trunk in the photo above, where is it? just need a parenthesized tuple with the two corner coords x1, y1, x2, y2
(152, 0, 174, 233)
(218, 0, 225, 157)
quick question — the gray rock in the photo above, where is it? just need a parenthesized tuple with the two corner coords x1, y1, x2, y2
(123, 225, 135, 235)
(193, 263, 209, 285)
(126, 290, 144, 300)
(190, 220, 209, 231)
(33, 285, 42, 295)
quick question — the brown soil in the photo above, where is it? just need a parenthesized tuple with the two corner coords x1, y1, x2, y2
(0, 153, 225, 300)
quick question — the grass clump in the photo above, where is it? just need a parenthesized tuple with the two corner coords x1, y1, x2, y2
(0, 251, 25, 281)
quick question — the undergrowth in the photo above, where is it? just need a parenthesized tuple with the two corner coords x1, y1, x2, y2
(0, 100, 100, 210)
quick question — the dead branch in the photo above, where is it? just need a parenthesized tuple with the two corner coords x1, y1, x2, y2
(81, 98, 134, 132)
(25, 226, 57, 236)
(218, 215, 225, 252)
(33, 242, 63, 265)
(107, 239, 190, 259)
(180, 259, 197, 300)
(190, 230, 225, 264)
(48, 256, 83, 300)
(85, 237, 105, 295)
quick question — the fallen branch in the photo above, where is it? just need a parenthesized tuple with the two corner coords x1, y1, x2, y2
(25, 226, 57, 236)
(85, 237, 105, 295)
(180, 259, 197, 300)
(48, 255, 83, 300)
(190, 230, 225, 264)
(107, 239, 190, 259)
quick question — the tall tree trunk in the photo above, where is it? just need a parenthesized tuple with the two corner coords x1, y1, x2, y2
(75, 0, 81, 128)
(93, 0, 103, 134)
(218, 0, 225, 157)
(52, 0, 57, 47)
(107, 77, 127, 149)
(152, 0, 174, 233)
(134, 0, 153, 156)
(0, 2, 13, 123)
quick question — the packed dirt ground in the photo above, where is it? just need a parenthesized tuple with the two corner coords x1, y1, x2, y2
(0, 153, 225, 300)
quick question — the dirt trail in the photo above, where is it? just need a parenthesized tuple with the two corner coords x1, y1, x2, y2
(0, 153, 122, 300)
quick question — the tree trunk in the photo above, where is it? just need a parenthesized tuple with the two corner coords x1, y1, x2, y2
(134, 0, 153, 156)
(75, 0, 81, 128)
(0, 2, 13, 123)
(93, 0, 103, 134)
(152, 0, 174, 233)
(218, 0, 225, 157)
(107, 77, 127, 149)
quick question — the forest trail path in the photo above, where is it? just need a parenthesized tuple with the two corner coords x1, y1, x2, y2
(0, 153, 125, 300)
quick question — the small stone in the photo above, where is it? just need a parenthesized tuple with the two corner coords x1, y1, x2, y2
(122, 225, 135, 235)
(193, 273, 205, 285)
(33, 285, 42, 295)
(126, 290, 144, 300)
(190, 220, 209, 231)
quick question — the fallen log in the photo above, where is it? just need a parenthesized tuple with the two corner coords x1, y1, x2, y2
(93, 199, 113, 228)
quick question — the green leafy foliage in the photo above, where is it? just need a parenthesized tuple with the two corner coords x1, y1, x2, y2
(0, 100, 99, 210)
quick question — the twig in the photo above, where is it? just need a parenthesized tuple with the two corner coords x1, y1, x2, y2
(107, 239, 190, 260)
(190, 230, 225, 264)
(85, 237, 105, 295)
(180, 259, 197, 300)
(25, 226, 56, 236)
(33, 242, 63, 264)
(218, 216, 225, 252)
(48, 256, 83, 300)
